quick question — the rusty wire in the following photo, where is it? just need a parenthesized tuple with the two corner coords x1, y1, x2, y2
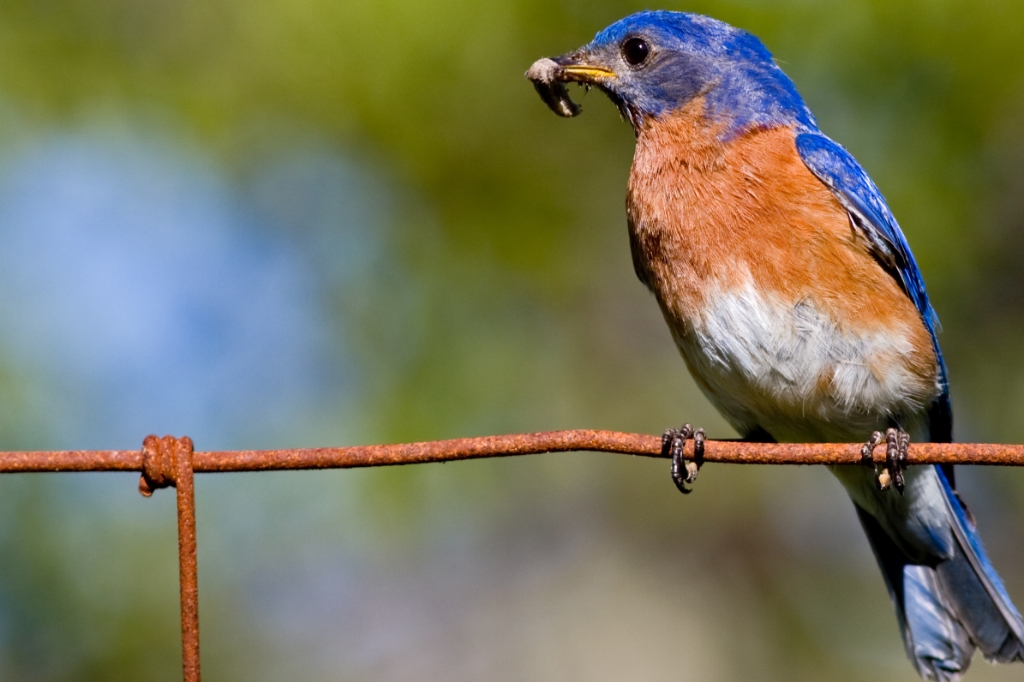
(3, 431, 1024, 475)
(4, 430, 1024, 682)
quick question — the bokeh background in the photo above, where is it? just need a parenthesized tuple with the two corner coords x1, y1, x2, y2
(1, 0, 1024, 680)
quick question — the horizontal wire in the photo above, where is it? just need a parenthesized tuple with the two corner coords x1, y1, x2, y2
(3, 430, 1024, 474)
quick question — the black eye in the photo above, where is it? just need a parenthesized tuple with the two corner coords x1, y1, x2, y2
(621, 37, 650, 66)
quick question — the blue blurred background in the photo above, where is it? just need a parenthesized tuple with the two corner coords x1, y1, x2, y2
(1, 0, 1024, 680)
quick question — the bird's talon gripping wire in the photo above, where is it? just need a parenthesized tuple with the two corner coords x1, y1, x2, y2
(861, 430, 886, 486)
(664, 424, 705, 494)
(861, 430, 883, 464)
(886, 427, 910, 495)
(862, 428, 909, 494)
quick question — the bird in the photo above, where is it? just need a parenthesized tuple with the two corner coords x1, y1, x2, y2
(526, 10, 1023, 680)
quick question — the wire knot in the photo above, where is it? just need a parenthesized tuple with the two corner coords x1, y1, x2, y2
(139, 434, 194, 497)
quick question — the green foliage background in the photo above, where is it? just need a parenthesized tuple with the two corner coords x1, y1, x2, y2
(1, 0, 1024, 680)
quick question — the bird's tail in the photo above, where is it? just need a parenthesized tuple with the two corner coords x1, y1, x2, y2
(855, 467, 1024, 681)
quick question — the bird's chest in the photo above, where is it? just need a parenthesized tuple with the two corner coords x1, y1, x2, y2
(626, 119, 939, 440)
(626, 120, 817, 344)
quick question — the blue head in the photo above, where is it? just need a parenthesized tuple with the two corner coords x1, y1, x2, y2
(527, 11, 816, 137)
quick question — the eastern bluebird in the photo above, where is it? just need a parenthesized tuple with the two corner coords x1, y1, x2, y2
(528, 11, 1023, 680)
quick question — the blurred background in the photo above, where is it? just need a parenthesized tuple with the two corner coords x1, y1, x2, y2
(1, 0, 1023, 680)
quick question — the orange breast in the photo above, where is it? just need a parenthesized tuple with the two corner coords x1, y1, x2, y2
(626, 101, 939, 436)
(629, 102, 931, 351)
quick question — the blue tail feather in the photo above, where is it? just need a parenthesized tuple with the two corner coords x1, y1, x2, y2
(855, 504, 972, 680)
(854, 467, 1024, 680)
(934, 466, 1024, 661)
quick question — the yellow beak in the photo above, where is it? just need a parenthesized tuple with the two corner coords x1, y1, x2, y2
(559, 65, 616, 82)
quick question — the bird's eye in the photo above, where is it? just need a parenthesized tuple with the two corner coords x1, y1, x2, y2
(621, 37, 650, 66)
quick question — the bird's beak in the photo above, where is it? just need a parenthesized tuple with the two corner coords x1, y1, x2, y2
(525, 51, 615, 117)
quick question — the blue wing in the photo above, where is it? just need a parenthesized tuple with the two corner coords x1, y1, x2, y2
(796, 131, 951, 442)
(795, 131, 934, 325)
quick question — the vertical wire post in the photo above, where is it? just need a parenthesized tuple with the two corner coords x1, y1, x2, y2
(174, 436, 201, 682)
(139, 435, 202, 682)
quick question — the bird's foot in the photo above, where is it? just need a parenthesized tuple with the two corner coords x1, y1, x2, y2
(663, 424, 705, 495)
(861, 427, 910, 495)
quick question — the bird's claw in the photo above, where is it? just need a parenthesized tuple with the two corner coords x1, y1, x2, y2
(862, 427, 909, 495)
(663, 424, 705, 494)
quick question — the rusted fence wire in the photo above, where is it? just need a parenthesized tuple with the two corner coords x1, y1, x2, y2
(3, 430, 1024, 682)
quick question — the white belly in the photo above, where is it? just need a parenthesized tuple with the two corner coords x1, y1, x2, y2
(668, 279, 937, 443)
